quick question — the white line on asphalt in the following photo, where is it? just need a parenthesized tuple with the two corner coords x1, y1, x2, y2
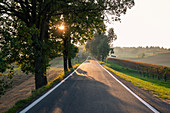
(97, 61, 160, 113)
(19, 60, 87, 113)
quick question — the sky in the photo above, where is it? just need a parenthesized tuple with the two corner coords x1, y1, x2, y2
(106, 0, 170, 48)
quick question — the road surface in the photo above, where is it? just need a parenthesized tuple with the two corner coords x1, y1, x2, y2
(22, 60, 157, 113)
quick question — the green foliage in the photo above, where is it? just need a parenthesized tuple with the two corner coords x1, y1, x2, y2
(86, 33, 110, 61)
(108, 28, 117, 47)
(68, 44, 79, 59)
(98, 37, 110, 61)
(0, 16, 38, 74)
(0, 0, 135, 89)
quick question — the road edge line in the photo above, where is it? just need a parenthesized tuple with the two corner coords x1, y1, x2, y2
(96, 61, 160, 113)
(19, 60, 87, 113)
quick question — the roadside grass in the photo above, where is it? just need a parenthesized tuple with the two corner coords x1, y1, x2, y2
(101, 61, 170, 100)
(50, 58, 63, 67)
(4, 62, 82, 113)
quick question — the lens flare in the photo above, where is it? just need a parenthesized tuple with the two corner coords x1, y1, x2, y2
(59, 25, 64, 30)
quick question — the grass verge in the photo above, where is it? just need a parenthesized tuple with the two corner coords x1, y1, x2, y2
(4, 63, 82, 113)
(101, 61, 170, 100)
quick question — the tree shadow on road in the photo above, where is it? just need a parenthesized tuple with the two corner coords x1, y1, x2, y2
(84, 60, 90, 63)
(28, 68, 152, 113)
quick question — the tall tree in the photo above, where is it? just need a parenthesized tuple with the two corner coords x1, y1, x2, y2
(50, 9, 106, 72)
(0, 1, 63, 89)
(108, 28, 117, 55)
(0, 0, 135, 89)
(86, 33, 110, 61)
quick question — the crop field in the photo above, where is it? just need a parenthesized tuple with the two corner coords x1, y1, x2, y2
(104, 58, 170, 100)
(107, 58, 170, 81)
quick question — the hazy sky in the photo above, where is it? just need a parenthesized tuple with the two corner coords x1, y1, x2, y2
(106, 0, 170, 48)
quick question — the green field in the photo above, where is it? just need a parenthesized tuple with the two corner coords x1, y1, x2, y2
(103, 60, 170, 100)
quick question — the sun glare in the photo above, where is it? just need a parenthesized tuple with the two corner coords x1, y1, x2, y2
(59, 25, 65, 30)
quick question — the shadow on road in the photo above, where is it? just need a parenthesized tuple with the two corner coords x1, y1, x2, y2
(76, 68, 87, 75)
(28, 68, 152, 113)
(84, 60, 90, 63)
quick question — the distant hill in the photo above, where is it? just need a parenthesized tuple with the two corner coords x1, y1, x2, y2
(113, 47, 170, 67)
(114, 47, 170, 59)
(128, 53, 170, 67)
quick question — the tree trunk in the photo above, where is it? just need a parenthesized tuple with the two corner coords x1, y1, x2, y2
(41, 19, 50, 86)
(35, 57, 47, 89)
(101, 55, 104, 61)
(164, 74, 167, 82)
(63, 39, 68, 73)
(34, 34, 47, 89)
(34, 17, 49, 89)
(63, 53, 68, 73)
(68, 57, 72, 69)
(68, 37, 72, 69)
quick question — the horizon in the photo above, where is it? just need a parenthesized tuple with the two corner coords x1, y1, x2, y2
(114, 46, 169, 48)
(106, 0, 170, 49)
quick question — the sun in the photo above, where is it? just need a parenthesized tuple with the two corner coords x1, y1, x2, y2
(58, 25, 65, 30)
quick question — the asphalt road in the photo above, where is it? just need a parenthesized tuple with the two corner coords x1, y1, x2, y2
(24, 60, 156, 113)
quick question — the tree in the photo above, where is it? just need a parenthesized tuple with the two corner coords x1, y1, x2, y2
(0, 1, 63, 89)
(86, 33, 110, 61)
(50, 8, 106, 72)
(0, 0, 135, 89)
(108, 28, 117, 46)
(98, 37, 110, 61)
(68, 44, 79, 69)
(108, 28, 117, 55)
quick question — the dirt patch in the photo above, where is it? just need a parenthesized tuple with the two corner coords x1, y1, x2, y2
(0, 68, 63, 112)
(0, 76, 34, 112)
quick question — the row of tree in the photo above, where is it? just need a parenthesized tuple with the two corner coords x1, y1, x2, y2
(85, 28, 117, 61)
(116, 46, 169, 49)
(0, 0, 134, 89)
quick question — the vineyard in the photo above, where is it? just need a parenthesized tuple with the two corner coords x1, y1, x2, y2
(107, 58, 170, 82)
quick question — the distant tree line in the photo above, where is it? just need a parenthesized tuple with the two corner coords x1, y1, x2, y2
(115, 46, 169, 50)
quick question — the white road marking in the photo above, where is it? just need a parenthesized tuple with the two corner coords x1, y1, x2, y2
(19, 60, 87, 113)
(97, 61, 160, 113)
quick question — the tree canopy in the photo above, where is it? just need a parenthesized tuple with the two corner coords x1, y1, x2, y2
(0, 0, 135, 89)
(86, 33, 112, 61)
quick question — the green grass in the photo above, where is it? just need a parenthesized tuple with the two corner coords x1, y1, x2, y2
(102, 61, 170, 100)
(49, 57, 63, 67)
